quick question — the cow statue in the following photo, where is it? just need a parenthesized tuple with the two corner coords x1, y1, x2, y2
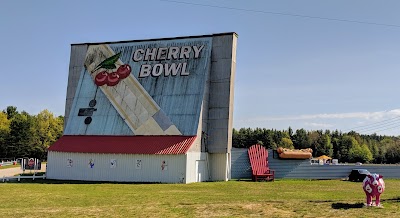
(362, 173, 385, 207)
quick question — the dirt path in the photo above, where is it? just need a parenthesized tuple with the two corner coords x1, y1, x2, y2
(0, 164, 46, 177)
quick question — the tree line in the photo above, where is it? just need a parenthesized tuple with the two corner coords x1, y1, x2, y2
(0, 106, 63, 160)
(233, 127, 400, 164)
(2, 105, 400, 164)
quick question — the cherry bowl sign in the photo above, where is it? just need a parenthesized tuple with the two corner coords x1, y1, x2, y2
(133, 45, 205, 78)
(65, 36, 213, 136)
(48, 33, 237, 183)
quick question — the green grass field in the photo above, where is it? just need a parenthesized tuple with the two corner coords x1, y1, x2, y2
(0, 179, 399, 217)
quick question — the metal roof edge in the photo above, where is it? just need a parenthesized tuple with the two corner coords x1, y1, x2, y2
(60, 135, 197, 138)
(48, 135, 197, 155)
(70, 32, 238, 46)
(48, 151, 186, 155)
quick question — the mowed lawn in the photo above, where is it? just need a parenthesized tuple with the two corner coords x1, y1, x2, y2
(0, 179, 399, 217)
(0, 164, 20, 169)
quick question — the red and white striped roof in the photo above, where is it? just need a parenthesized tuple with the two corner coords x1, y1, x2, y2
(48, 135, 197, 155)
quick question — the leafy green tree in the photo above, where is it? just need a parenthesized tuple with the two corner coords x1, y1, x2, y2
(7, 112, 35, 158)
(384, 141, 400, 164)
(253, 128, 265, 146)
(334, 135, 357, 162)
(367, 140, 380, 163)
(331, 130, 342, 160)
(292, 129, 309, 149)
(231, 127, 399, 164)
(232, 128, 249, 148)
(0, 112, 10, 132)
(31, 110, 64, 159)
(0, 107, 64, 160)
(3, 106, 18, 120)
(232, 128, 242, 148)
(0, 112, 11, 157)
(348, 131, 363, 145)
(376, 138, 394, 163)
(308, 131, 321, 156)
(279, 137, 294, 149)
(348, 143, 373, 163)
(287, 127, 293, 139)
(263, 129, 276, 149)
(315, 133, 333, 157)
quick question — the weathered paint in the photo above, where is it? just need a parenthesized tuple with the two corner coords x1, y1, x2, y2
(52, 33, 236, 183)
(66, 37, 212, 136)
(64, 44, 88, 129)
(64, 69, 133, 135)
(85, 45, 181, 136)
(207, 34, 237, 153)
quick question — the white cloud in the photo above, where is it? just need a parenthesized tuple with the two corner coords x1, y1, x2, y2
(238, 109, 400, 122)
(304, 122, 333, 128)
(234, 109, 400, 136)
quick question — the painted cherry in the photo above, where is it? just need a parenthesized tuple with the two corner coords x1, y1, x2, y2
(116, 64, 131, 79)
(94, 71, 108, 86)
(107, 72, 120, 86)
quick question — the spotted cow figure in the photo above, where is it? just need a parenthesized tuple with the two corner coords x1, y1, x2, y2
(362, 173, 385, 207)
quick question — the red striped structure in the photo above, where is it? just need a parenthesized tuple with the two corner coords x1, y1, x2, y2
(248, 144, 275, 181)
(48, 135, 197, 155)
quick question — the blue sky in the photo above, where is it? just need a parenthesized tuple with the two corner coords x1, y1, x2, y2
(1, 0, 400, 135)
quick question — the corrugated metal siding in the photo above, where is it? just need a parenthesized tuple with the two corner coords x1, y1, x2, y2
(66, 38, 213, 136)
(267, 150, 400, 179)
(48, 135, 196, 155)
(65, 33, 235, 148)
(47, 151, 186, 183)
(64, 69, 133, 135)
(157, 136, 196, 154)
(231, 148, 400, 179)
(186, 152, 209, 183)
(231, 148, 252, 179)
(109, 38, 213, 136)
(84, 45, 181, 136)
(65, 44, 88, 129)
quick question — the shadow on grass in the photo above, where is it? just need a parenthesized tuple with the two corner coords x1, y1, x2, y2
(236, 179, 276, 182)
(382, 197, 400, 203)
(235, 179, 253, 182)
(309, 200, 334, 203)
(19, 172, 46, 176)
(331, 202, 364, 210)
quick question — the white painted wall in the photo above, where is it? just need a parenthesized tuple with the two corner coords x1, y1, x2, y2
(185, 152, 209, 183)
(47, 151, 186, 183)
